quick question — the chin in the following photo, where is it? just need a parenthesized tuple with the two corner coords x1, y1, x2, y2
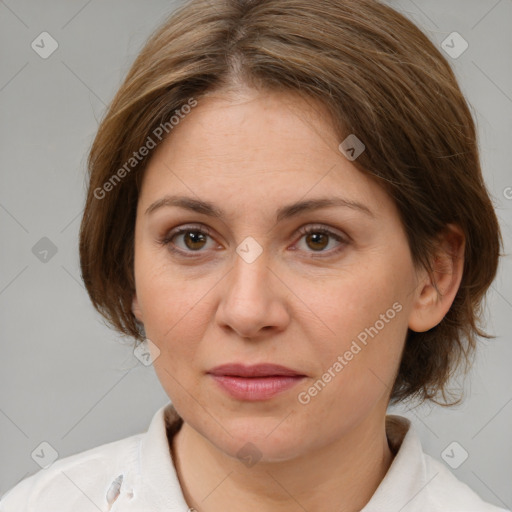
(221, 434, 306, 466)
(207, 415, 307, 462)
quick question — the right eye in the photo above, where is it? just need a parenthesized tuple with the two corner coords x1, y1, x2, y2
(158, 224, 219, 257)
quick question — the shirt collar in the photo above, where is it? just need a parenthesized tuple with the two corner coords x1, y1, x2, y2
(362, 414, 433, 512)
(135, 402, 430, 511)
(135, 402, 189, 509)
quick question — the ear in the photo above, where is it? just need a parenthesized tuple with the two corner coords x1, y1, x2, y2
(408, 223, 465, 333)
(132, 294, 143, 323)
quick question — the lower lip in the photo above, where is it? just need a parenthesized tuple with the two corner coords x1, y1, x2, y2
(209, 374, 305, 401)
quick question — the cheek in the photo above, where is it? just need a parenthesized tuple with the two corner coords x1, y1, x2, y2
(303, 264, 404, 345)
(135, 245, 212, 333)
(135, 269, 224, 393)
(295, 260, 409, 399)
(142, 275, 210, 399)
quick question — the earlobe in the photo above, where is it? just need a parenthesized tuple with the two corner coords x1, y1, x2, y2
(408, 224, 465, 333)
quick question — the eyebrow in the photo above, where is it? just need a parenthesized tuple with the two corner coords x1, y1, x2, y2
(145, 194, 375, 221)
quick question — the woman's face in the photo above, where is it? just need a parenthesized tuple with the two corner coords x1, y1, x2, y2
(132, 87, 422, 461)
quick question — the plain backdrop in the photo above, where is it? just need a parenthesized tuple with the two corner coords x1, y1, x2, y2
(1, 0, 511, 507)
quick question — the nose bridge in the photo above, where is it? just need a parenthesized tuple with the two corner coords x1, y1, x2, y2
(229, 238, 272, 303)
(216, 237, 289, 337)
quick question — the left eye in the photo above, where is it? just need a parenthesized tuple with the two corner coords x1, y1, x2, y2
(294, 226, 347, 254)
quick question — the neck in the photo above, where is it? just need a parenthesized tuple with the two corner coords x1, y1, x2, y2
(170, 411, 395, 512)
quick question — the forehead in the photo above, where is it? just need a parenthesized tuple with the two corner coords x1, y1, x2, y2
(169, 88, 339, 163)
(138, 88, 391, 219)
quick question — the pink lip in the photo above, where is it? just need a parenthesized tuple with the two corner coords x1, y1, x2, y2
(209, 375, 305, 401)
(207, 363, 306, 401)
(207, 363, 305, 378)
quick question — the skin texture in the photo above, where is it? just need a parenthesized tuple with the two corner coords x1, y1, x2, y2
(131, 87, 465, 512)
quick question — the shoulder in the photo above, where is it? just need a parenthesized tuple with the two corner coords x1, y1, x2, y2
(422, 453, 510, 512)
(376, 415, 510, 512)
(0, 433, 143, 512)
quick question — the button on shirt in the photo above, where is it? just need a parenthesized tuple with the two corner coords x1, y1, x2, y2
(1, 402, 509, 512)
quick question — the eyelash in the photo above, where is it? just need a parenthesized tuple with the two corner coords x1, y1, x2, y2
(158, 224, 348, 259)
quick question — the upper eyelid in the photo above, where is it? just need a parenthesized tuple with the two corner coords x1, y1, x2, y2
(165, 223, 348, 248)
(297, 224, 347, 239)
(167, 222, 344, 237)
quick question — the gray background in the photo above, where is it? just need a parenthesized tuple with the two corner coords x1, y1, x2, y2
(0, 0, 511, 507)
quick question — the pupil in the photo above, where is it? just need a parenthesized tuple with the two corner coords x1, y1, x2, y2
(185, 231, 206, 250)
(182, 231, 329, 252)
(308, 233, 327, 251)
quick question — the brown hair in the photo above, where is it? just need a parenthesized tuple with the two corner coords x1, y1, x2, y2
(79, 0, 503, 406)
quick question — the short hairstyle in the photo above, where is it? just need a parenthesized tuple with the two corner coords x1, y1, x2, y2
(79, 0, 503, 406)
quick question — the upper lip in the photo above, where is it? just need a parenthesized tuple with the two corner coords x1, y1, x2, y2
(207, 363, 306, 377)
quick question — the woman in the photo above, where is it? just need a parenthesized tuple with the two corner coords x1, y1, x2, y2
(1, 0, 509, 510)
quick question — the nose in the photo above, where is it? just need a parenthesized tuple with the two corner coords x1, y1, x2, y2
(215, 247, 291, 339)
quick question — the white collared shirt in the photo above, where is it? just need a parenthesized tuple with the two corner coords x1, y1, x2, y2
(1, 402, 509, 511)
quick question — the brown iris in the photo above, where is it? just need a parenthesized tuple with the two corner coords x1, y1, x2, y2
(306, 232, 329, 251)
(183, 231, 207, 251)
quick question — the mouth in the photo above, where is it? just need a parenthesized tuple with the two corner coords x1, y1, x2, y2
(207, 363, 307, 401)
(207, 363, 306, 378)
